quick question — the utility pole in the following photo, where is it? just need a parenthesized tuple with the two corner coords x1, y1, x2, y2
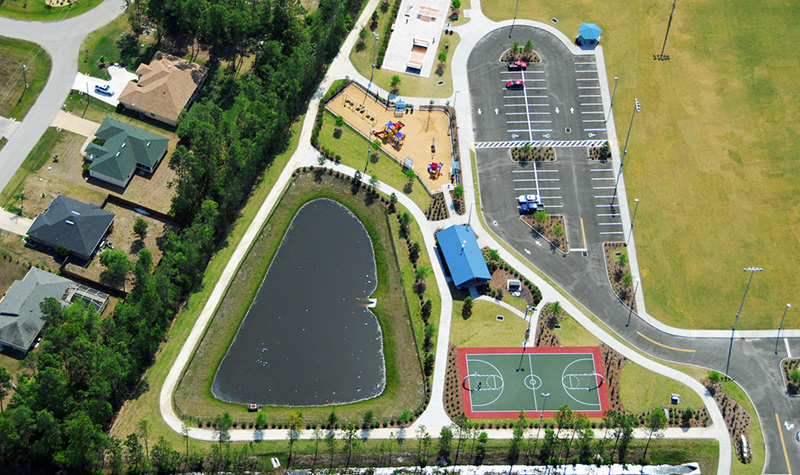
(724, 267, 762, 379)
(659, 0, 677, 60)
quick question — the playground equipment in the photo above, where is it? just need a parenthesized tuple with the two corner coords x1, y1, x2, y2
(374, 121, 406, 147)
(428, 162, 443, 179)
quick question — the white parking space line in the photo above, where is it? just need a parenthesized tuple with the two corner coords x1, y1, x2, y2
(508, 129, 553, 133)
(577, 86, 601, 90)
(544, 204, 564, 209)
(594, 195, 616, 199)
(596, 204, 618, 208)
(591, 177, 615, 181)
(512, 169, 558, 173)
(597, 214, 621, 217)
(584, 128, 607, 131)
(515, 187, 560, 191)
(508, 120, 552, 124)
(579, 95, 602, 98)
(526, 87, 548, 90)
(576, 78, 598, 81)
(582, 111, 604, 115)
(580, 103, 603, 106)
(540, 196, 562, 200)
(576, 70, 598, 73)
(600, 231, 624, 235)
(599, 223, 623, 226)
(574, 62, 596, 65)
(583, 119, 605, 123)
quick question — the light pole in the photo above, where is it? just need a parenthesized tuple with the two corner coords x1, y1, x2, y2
(368, 32, 380, 91)
(626, 278, 640, 327)
(517, 306, 533, 371)
(454, 90, 460, 109)
(627, 198, 640, 244)
(467, 201, 474, 227)
(536, 392, 551, 440)
(21, 63, 28, 90)
(724, 267, 763, 379)
(776, 303, 792, 355)
(605, 76, 618, 123)
(659, 0, 677, 59)
(509, 0, 520, 38)
(621, 98, 641, 167)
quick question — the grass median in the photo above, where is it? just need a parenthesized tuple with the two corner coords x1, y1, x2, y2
(481, 1, 799, 330)
(0, 36, 51, 121)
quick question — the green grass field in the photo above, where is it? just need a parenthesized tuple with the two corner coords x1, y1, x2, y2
(319, 110, 430, 210)
(0, 36, 51, 121)
(451, 299, 528, 347)
(482, 1, 800, 330)
(722, 379, 765, 474)
(0, 0, 104, 21)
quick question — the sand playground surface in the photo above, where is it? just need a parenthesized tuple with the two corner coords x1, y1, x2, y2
(327, 84, 454, 192)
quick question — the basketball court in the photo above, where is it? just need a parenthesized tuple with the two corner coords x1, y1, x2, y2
(458, 347, 609, 419)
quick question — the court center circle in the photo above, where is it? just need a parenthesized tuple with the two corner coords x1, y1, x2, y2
(524, 374, 542, 390)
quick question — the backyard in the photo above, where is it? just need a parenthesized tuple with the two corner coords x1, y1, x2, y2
(482, 1, 800, 330)
(0, 36, 51, 121)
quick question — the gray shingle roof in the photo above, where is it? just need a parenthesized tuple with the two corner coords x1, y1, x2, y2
(27, 195, 115, 259)
(87, 118, 170, 184)
(0, 268, 71, 352)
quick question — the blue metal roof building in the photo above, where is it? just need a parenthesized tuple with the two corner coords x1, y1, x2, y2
(577, 23, 602, 50)
(435, 225, 491, 288)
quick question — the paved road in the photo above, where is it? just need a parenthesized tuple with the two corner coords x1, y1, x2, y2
(0, 0, 127, 195)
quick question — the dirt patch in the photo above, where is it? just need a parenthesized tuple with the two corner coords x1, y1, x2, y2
(521, 214, 567, 253)
(425, 192, 448, 221)
(705, 380, 753, 463)
(782, 358, 800, 395)
(0, 252, 30, 297)
(511, 146, 555, 162)
(604, 243, 636, 311)
(326, 84, 454, 192)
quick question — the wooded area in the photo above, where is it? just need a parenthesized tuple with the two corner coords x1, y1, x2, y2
(0, 0, 364, 470)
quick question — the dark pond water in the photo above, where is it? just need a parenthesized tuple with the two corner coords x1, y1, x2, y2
(212, 199, 385, 406)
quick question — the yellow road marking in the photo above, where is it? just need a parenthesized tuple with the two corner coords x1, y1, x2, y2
(636, 332, 696, 353)
(580, 218, 587, 250)
(776, 413, 792, 474)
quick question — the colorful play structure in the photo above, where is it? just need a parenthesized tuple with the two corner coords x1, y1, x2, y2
(374, 121, 406, 147)
(428, 161, 443, 179)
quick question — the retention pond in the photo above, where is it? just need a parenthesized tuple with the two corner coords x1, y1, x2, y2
(212, 198, 385, 406)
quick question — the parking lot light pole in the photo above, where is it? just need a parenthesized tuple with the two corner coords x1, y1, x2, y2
(605, 77, 618, 123)
(725, 267, 763, 379)
(626, 278, 640, 327)
(621, 98, 641, 168)
(536, 393, 551, 440)
(627, 198, 640, 244)
(454, 90, 460, 109)
(776, 303, 792, 355)
(368, 32, 380, 91)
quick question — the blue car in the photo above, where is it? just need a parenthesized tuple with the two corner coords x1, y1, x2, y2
(94, 84, 114, 96)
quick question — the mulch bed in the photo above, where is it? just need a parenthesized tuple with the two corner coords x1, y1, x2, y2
(534, 303, 564, 348)
(511, 146, 555, 162)
(589, 141, 611, 161)
(426, 192, 449, 221)
(501, 50, 542, 63)
(444, 345, 464, 420)
(450, 190, 465, 215)
(521, 214, 567, 253)
(705, 380, 753, 463)
(782, 358, 800, 395)
(480, 249, 543, 306)
(604, 243, 636, 312)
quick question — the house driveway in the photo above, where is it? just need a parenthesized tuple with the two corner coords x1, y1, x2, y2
(0, 208, 34, 235)
(0, 116, 22, 141)
(71, 65, 138, 107)
(51, 110, 101, 137)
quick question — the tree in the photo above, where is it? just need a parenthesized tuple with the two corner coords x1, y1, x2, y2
(287, 411, 304, 466)
(362, 410, 375, 429)
(391, 75, 401, 93)
(409, 241, 421, 263)
(415, 265, 431, 281)
(325, 431, 337, 470)
(335, 114, 345, 129)
(353, 169, 363, 183)
(642, 409, 667, 461)
(451, 0, 461, 10)
(405, 167, 416, 182)
(327, 410, 339, 428)
(462, 296, 473, 318)
(553, 224, 563, 237)
(524, 39, 534, 53)
(398, 211, 411, 238)
(369, 174, 380, 190)
(312, 427, 323, 471)
(0, 366, 11, 414)
(389, 192, 398, 213)
(421, 298, 432, 321)
(133, 218, 148, 240)
(622, 271, 633, 286)
(510, 41, 520, 54)
(138, 419, 150, 458)
(534, 209, 548, 224)
(124, 433, 144, 471)
(615, 250, 629, 267)
(317, 154, 326, 166)
(213, 412, 233, 447)
(615, 413, 636, 463)
(453, 185, 464, 198)
(106, 436, 124, 475)
(438, 426, 453, 463)
(452, 414, 471, 467)
(100, 249, 132, 283)
(342, 424, 358, 469)
(438, 51, 447, 64)
(508, 410, 526, 467)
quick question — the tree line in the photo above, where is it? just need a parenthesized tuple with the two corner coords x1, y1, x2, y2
(0, 0, 364, 470)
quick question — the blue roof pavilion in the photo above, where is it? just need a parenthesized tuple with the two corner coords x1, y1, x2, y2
(577, 23, 602, 50)
(436, 225, 491, 289)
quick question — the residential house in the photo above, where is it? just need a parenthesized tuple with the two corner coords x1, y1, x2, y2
(27, 195, 115, 261)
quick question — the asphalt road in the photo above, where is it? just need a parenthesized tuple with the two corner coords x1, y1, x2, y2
(469, 26, 800, 475)
(0, 0, 127, 195)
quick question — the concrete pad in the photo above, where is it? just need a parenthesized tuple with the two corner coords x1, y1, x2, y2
(0, 116, 21, 141)
(71, 65, 138, 107)
(0, 208, 34, 235)
(381, 0, 451, 78)
(50, 110, 101, 138)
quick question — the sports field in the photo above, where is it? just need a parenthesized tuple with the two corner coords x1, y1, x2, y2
(458, 347, 609, 419)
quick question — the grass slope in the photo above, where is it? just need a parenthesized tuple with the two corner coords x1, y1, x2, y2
(0, 36, 52, 120)
(450, 299, 527, 347)
(482, 1, 800, 330)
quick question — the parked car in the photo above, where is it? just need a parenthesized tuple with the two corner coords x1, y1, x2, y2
(94, 84, 114, 96)
(518, 194, 543, 213)
(506, 80, 525, 90)
(507, 60, 528, 71)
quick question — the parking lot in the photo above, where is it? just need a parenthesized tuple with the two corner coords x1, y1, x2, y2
(469, 26, 622, 253)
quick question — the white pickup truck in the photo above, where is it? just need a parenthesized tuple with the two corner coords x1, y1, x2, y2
(517, 194, 544, 213)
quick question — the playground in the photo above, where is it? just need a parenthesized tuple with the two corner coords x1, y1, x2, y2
(326, 83, 454, 192)
(458, 347, 609, 419)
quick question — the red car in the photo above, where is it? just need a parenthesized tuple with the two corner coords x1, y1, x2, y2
(506, 80, 525, 89)
(507, 60, 528, 71)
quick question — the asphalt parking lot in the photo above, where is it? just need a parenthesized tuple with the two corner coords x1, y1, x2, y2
(469, 26, 622, 252)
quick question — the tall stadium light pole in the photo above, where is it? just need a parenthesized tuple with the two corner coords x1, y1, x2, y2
(611, 98, 640, 205)
(536, 393, 551, 440)
(725, 267, 763, 379)
(368, 32, 380, 91)
(776, 303, 792, 355)
(517, 306, 533, 371)
(660, 0, 677, 58)
(626, 278, 640, 327)
(627, 198, 640, 244)
(509, 0, 520, 38)
(605, 77, 618, 123)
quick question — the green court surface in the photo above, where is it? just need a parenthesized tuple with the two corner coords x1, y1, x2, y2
(458, 347, 609, 419)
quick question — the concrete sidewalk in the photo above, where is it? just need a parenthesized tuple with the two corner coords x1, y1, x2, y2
(0, 208, 33, 235)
